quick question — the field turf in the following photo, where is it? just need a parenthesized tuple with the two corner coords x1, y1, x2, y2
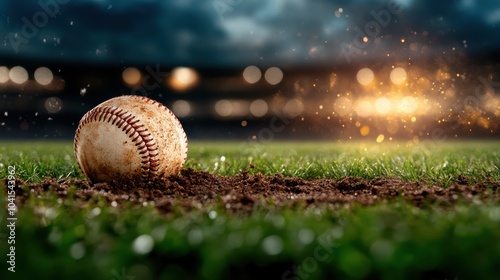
(1, 141, 499, 280)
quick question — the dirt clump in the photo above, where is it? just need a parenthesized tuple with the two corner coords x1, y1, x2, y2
(4, 168, 500, 214)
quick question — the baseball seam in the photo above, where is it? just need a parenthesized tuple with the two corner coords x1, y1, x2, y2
(133, 95, 189, 163)
(74, 106, 160, 181)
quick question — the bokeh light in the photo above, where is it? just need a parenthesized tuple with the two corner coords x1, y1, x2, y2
(171, 100, 191, 118)
(390, 67, 407, 85)
(376, 134, 385, 143)
(356, 68, 374, 86)
(398, 96, 417, 113)
(9, 66, 29, 84)
(264, 67, 284, 85)
(355, 100, 374, 118)
(132, 235, 154, 255)
(215, 99, 233, 117)
(214, 100, 249, 117)
(122, 67, 142, 85)
(360, 125, 370, 136)
(283, 98, 304, 118)
(483, 95, 499, 115)
(375, 97, 392, 114)
(243, 66, 262, 84)
(45, 97, 63, 113)
(34, 67, 54, 85)
(0, 66, 9, 83)
(386, 118, 400, 134)
(250, 99, 268, 117)
(334, 97, 352, 116)
(169, 67, 199, 91)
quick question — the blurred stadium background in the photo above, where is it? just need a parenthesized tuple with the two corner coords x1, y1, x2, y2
(0, 0, 499, 140)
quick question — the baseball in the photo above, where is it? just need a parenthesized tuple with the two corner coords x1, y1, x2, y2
(74, 95, 188, 185)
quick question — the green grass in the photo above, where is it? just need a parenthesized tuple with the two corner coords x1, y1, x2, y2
(1, 140, 499, 184)
(1, 140, 500, 280)
(0, 141, 80, 181)
(188, 141, 499, 184)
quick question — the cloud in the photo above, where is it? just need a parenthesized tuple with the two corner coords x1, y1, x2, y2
(0, 0, 499, 67)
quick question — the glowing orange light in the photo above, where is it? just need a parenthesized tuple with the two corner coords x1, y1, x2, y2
(356, 68, 374, 86)
(355, 100, 374, 117)
(169, 67, 199, 91)
(334, 97, 352, 117)
(375, 98, 392, 114)
(122, 67, 141, 85)
(376, 134, 385, 143)
(360, 126, 370, 136)
(390, 67, 407, 85)
(399, 96, 417, 113)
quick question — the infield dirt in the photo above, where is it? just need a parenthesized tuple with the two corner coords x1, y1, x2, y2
(7, 168, 500, 213)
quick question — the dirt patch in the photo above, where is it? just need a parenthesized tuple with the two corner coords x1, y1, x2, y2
(4, 168, 500, 213)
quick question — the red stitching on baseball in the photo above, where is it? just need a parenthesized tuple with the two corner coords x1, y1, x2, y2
(75, 105, 160, 181)
(126, 95, 189, 164)
(75, 95, 188, 183)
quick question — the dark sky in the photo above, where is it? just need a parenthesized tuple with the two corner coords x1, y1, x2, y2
(1, 0, 499, 67)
